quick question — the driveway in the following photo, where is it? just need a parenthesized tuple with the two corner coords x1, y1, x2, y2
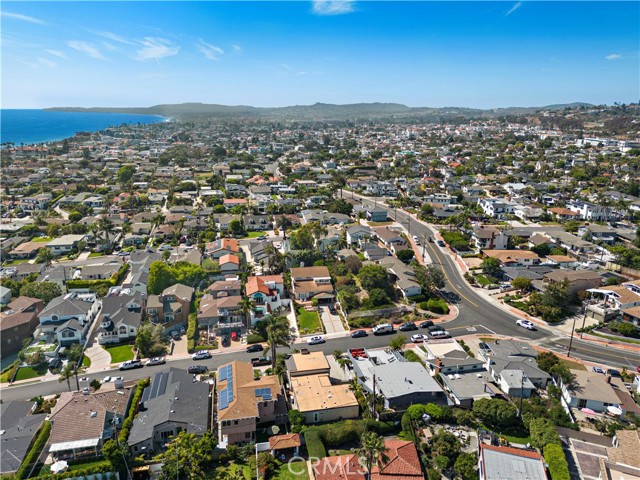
(320, 307, 346, 334)
(84, 344, 113, 373)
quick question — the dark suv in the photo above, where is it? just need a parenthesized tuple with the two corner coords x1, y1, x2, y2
(188, 365, 208, 374)
(399, 322, 418, 332)
(419, 320, 434, 329)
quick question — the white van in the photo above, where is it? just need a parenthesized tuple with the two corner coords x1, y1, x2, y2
(428, 330, 450, 339)
(372, 323, 394, 335)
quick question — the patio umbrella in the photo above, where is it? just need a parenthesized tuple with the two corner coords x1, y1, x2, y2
(607, 406, 623, 416)
(580, 408, 597, 416)
(50, 461, 68, 474)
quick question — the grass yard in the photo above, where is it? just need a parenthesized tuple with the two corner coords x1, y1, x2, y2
(297, 307, 322, 332)
(2, 258, 30, 266)
(481, 424, 531, 445)
(82, 355, 91, 368)
(105, 345, 134, 363)
(68, 460, 110, 472)
(561, 359, 586, 371)
(211, 463, 253, 480)
(14, 366, 46, 381)
(276, 462, 310, 480)
(31, 236, 53, 242)
(475, 274, 497, 286)
(88, 252, 104, 258)
(367, 221, 393, 226)
(244, 231, 267, 238)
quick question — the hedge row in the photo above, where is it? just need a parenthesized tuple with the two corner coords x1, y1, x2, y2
(247, 334, 265, 344)
(118, 378, 149, 444)
(187, 313, 198, 353)
(544, 443, 571, 480)
(418, 298, 449, 315)
(304, 429, 327, 459)
(1, 359, 20, 383)
(66, 264, 129, 291)
(15, 421, 51, 479)
(38, 461, 113, 480)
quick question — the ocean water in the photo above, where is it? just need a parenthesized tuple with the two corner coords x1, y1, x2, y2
(1, 109, 167, 145)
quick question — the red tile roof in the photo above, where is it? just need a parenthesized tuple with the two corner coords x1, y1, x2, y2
(246, 276, 271, 296)
(269, 433, 301, 450)
(480, 444, 543, 460)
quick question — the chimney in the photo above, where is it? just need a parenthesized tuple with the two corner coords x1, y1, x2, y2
(434, 357, 442, 375)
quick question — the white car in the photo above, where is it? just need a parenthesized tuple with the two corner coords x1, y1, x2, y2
(159, 244, 173, 251)
(307, 336, 325, 345)
(412, 235, 420, 245)
(411, 334, 425, 343)
(101, 376, 112, 384)
(516, 319, 536, 330)
(192, 350, 212, 360)
(146, 357, 166, 366)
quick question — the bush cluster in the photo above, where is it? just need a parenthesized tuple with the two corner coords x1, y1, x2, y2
(419, 298, 449, 314)
(118, 378, 149, 443)
(247, 334, 265, 344)
(187, 313, 198, 353)
(15, 421, 51, 479)
(304, 429, 327, 459)
(543, 443, 571, 480)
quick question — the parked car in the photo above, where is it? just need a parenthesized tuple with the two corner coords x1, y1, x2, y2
(372, 323, 394, 335)
(192, 350, 212, 360)
(101, 376, 112, 383)
(592, 366, 605, 374)
(82, 387, 90, 395)
(411, 334, 425, 343)
(399, 322, 418, 332)
(427, 325, 444, 333)
(351, 330, 368, 338)
(119, 360, 143, 371)
(251, 357, 272, 367)
(188, 365, 208, 374)
(146, 357, 166, 366)
(478, 342, 491, 353)
(159, 244, 173, 251)
(436, 240, 445, 247)
(516, 319, 536, 330)
(607, 368, 622, 378)
(307, 336, 325, 345)
(221, 335, 231, 347)
(300, 348, 310, 355)
(428, 330, 450, 339)
(170, 330, 181, 340)
(246, 344, 264, 353)
(419, 320, 434, 329)
(329, 305, 338, 315)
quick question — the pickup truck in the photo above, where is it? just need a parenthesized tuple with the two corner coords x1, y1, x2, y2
(251, 357, 272, 367)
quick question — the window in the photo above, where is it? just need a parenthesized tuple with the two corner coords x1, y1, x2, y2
(577, 399, 587, 409)
(245, 432, 251, 438)
(234, 420, 239, 425)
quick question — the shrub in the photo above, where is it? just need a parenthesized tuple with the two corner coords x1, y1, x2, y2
(529, 418, 561, 449)
(187, 313, 198, 353)
(544, 443, 571, 480)
(304, 429, 327, 459)
(616, 322, 639, 337)
(15, 421, 50, 479)
(247, 334, 265, 344)
(425, 298, 449, 315)
(118, 378, 149, 443)
(348, 316, 380, 328)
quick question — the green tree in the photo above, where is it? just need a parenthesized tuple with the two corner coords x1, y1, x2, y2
(288, 409, 306, 433)
(414, 264, 445, 295)
(358, 264, 392, 294)
(58, 362, 74, 391)
(265, 314, 294, 370)
(536, 351, 560, 373)
(368, 288, 390, 307)
(68, 211, 83, 223)
(396, 249, 414, 262)
(529, 417, 561, 449)
(20, 281, 61, 304)
(240, 297, 256, 331)
(148, 262, 178, 295)
(228, 218, 244, 236)
(67, 343, 84, 392)
(97, 217, 117, 246)
(480, 257, 502, 276)
(159, 431, 214, 480)
(389, 333, 407, 351)
(472, 398, 518, 429)
(289, 225, 315, 250)
(356, 431, 388, 479)
(512, 277, 532, 292)
(257, 452, 278, 479)
(116, 164, 136, 186)
(35, 247, 55, 266)
(102, 439, 130, 473)
(454, 452, 478, 480)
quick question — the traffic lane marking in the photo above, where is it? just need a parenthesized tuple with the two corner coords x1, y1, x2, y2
(542, 341, 639, 364)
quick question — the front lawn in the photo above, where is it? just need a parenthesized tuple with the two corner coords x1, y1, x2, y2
(31, 236, 53, 242)
(244, 231, 267, 238)
(68, 460, 110, 472)
(105, 345, 134, 363)
(475, 274, 497, 286)
(14, 366, 46, 381)
(88, 252, 104, 258)
(276, 461, 310, 480)
(82, 355, 91, 368)
(480, 424, 531, 445)
(297, 307, 322, 333)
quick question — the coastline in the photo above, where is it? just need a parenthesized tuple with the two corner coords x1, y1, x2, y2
(1, 110, 170, 146)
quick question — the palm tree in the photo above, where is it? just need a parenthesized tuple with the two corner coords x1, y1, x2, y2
(265, 314, 294, 370)
(67, 343, 84, 391)
(239, 297, 256, 331)
(276, 216, 293, 240)
(357, 431, 389, 480)
(97, 217, 116, 247)
(58, 363, 75, 392)
(151, 213, 166, 229)
(37, 247, 55, 268)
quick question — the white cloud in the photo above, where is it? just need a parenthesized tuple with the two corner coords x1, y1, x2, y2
(232, 44, 243, 54)
(135, 37, 180, 61)
(1, 11, 45, 25)
(37, 57, 56, 68)
(45, 49, 67, 59)
(312, 0, 355, 16)
(606, 53, 622, 61)
(93, 31, 136, 46)
(196, 39, 224, 61)
(67, 41, 105, 59)
(505, 2, 522, 16)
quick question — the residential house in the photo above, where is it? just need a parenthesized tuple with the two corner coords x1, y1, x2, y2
(290, 266, 334, 302)
(361, 242, 387, 261)
(543, 270, 602, 297)
(216, 361, 284, 446)
(96, 290, 145, 345)
(205, 238, 239, 259)
(9, 241, 45, 260)
(345, 225, 372, 246)
(578, 225, 617, 245)
(366, 206, 388, 222)
(567, 200, 611, 221)
(0, 285, 11, 305)
(38, 292, 99, 346)
(545, 255, 578, 268)
(550, 231, 598, 255)
(0, 401, 47, 474)
(561, 369, 640, 416)
(287, 352, 359, 424)
(548, 207, 582, 221)
(421, 338, 485, 376)
(206, 279, 242, 298)
(479, 444, 547, 480)
(482, 250, 541, 268)
(377, 257, 421, 298)
(48, 384, 133, 460)
(146, 284, 194, 331)
(128, 368, 210, 455)
(349, 347, 447, 411)
(314, 440, 422, 480)
(219, 254, 240, 273)
(0, 296, 44, 358)
(374, 227, 407, 253)
(245, 276, 283, 324)
(472, 226, 508, 250)
(599, 430, 640, 479)
(478, 198, 514, 219)
(244, 215, 272, 231)
(81, 263, 120, 281)
(46, 234, 86, 256)
(315, 225, 343, 252)
(197, 294, 243, 333)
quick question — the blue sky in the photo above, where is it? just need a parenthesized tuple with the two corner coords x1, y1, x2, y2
(2, 1, 638, 109)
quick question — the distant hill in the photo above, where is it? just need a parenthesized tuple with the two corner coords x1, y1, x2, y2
(46, 101, 594, 121)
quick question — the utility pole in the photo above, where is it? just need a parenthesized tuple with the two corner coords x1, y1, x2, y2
(567, 312, 579, 358)
(518, 369, 526, 418)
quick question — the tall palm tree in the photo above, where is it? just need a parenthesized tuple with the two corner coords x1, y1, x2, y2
(97, 217, 116, 247)
(58, 363, 75, 392)
(265, 314, 294, 370)
(67, 344, 84, 391)
(239, 297, 256, 331)
(276, 216, 293, 240)
(151, 213, 166, 229)
(357, 431, 389, 480)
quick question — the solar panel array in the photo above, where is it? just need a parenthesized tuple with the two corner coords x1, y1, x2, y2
(219, 364, 231, 381)
(218, 365, 234, 410)
(255, 387, 272, 400)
